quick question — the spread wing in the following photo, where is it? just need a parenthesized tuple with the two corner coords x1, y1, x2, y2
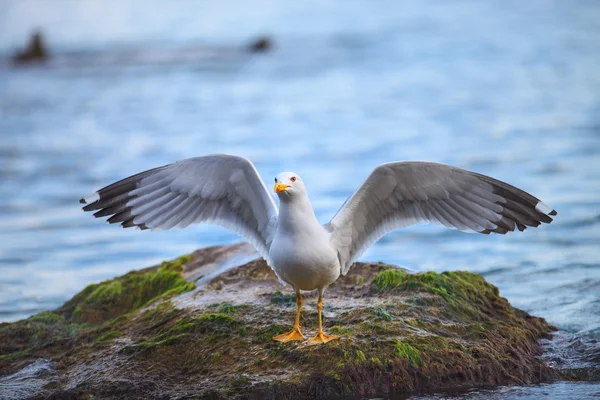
(327, 162, 557, 275)
(80, 154, 278, 262)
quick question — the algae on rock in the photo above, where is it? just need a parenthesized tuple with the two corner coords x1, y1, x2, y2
(61, 254, 194, 323)
(0, 245, 563, 399)
(0, 254, 195, 369)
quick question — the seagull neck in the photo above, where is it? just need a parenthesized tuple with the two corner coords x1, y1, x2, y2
(277, 194, 321, 234)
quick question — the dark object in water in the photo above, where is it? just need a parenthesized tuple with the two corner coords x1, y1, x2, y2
(248, 36, 273, 53)
(13, 31, 48, 64)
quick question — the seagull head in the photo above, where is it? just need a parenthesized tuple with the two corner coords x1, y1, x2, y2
(274, 172, 305, 199)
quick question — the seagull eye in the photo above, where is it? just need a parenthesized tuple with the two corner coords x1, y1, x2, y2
(274, 178, 278, 183)
(290, 176, 296, 182)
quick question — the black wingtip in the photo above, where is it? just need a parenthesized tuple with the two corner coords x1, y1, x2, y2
(79, 198, 86, 204)
(549, 209, 557, 216)
(82, 203, 99, 212)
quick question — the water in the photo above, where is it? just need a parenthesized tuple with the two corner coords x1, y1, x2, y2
(410, 382, 600, 399)
(0, 0, 598, 397)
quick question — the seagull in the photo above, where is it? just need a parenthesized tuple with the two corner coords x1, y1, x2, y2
(80, 154, 556, 344)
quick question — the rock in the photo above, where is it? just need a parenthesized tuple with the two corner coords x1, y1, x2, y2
(0, 244, 565, 399)
(247, 36, 273, 53)
(0, 359, 59, 400)
(12, 31, 48, 64)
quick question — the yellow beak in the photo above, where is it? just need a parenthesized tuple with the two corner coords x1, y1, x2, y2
(274, 182, 290, 193)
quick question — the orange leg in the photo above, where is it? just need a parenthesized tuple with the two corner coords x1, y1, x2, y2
(273, 291, 305, 342)
(307, 291, 339, 345)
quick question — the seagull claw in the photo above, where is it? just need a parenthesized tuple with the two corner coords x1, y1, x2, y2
(307, 331, 339, 345)
(273, 326, 305, 342)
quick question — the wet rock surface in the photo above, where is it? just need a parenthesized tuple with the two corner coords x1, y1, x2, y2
(0, 359, 59, 400)
(0, 244, 573, 399)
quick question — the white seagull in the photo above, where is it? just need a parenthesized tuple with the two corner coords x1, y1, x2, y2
(80, 154, 556, 344)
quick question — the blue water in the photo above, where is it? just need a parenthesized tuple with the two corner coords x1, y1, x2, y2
(411, 382, 600, 400)
(0, 0, 598, 397)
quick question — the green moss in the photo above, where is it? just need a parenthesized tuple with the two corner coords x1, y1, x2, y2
(328, 371, 342, 381)
(140, 312, 238, 350)
(0, 349, 31, 361)
(0, 316, 88, 364)
(156, 333, 189, 346)
(329, 325, 353, 335)
(359, 321, 388, 334)
(60, 253, 195, 324)
(371, 307, 394, 322)
(87, 280, 123, 304)
(270, 291, 296, 305)
(258, 324, 289, 340)
(95, 330, 121, 344)
(136, 340, 157, 350)
(232, 376, 249, 385)
(60, 323, 89, 336)
(214, 303, 249, 315)
(29, 311, 64, 324)
(405, 334, 449, 355)
(370, 357, 383, 366)
(0, 254, 195, 366)
(126, 331, 189, 352)
(197, 313, 236, 323)
(373, 269, 408, 290)
(393, 340, 421, 367)
(355, 350, 367, 362)
(373, 269, 503, 321)
(217, 303, 239, 314)
(142, 301, 180, 326)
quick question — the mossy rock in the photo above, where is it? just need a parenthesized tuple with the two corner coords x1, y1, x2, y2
(60, 254, 194, 323)
(0, 253, 195, 372)
(0, 245, 564, 399)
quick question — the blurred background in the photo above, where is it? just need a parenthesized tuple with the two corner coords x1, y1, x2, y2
(0, 0, 599, 398)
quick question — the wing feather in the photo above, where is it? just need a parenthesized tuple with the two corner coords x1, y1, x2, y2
(80, 155, 279, 264)
(328, 162, 556, 274)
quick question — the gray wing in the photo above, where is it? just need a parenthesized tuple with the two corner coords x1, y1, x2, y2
(80, 154, 278, 262)
(327, 161, 557, 275)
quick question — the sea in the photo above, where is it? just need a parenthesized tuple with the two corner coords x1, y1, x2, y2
(0, 0, 598, 398)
